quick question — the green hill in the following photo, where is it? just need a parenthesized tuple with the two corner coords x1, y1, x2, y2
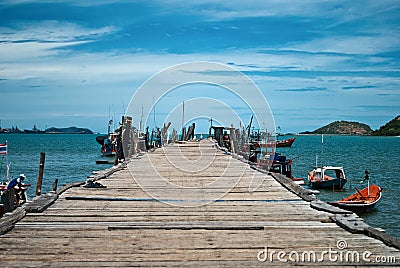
(373, 115, 400, 136)
(45, 126, 93, 134)
(301, 121, 373, 135)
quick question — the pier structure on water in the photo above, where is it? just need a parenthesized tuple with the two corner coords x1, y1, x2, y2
(0, 118, 399, 266)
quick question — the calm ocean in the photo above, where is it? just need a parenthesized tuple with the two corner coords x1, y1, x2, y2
(0, 134, 399, 239)
(0, 134, 113, 198)
(278, 135, 400, 240)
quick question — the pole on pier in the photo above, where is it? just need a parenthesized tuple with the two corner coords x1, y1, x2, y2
(36, 152, 45, 196)
(230, 124, 236, 154)
(51, 178, 58, 192)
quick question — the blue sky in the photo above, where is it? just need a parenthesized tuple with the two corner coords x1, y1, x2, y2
(0, 0, 399, 133)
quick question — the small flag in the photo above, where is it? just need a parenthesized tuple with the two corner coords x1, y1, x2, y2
(0, 143, 7, 155)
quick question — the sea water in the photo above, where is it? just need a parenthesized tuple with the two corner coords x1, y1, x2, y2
(278, 135, 400, 240)
(0, 134, 112, 197)
(0, 134, 399, 239)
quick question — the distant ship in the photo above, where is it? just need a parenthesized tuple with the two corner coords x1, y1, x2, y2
(23, 125, 45, 134)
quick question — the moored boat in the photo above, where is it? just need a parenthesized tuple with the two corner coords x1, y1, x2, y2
(256, 137, 296, 148)
(96, 120, 117, 157)
(259, 153, 305, 185)
(96, 133, 117, 157)
(95, 159, 114, 165)
(328, 184, 382, 213)
(307, 166, 348, 190)
(276, 137, 296, 147)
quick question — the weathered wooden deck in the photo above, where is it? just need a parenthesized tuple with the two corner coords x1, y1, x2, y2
(0, 140, 399, 267)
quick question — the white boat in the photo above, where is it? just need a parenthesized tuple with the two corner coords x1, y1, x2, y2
(307, 166, 348, 190)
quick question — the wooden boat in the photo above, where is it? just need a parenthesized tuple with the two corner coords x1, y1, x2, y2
(96, 133, 117, 157)
(328, 184, 382, 213)
(276, 137, 296, 147)
(95, 159, 114, 165)
(307, 166, 347, 190)
(95, 120, 117, 157)
(255, 137, 296, 148)
(259, 153, 305, 185)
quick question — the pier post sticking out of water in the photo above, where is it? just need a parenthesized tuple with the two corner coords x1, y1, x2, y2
(1, 188, 15, 212)
(229, 124, 236, 154)
(114, 126, 122, 165)
(162, 122, 171, 145)
(121, 116, 133, 159)
(186, 123, 195, 141)
(51, 178, 58, 192)
(36, 152, 45, 196)
(171, 128, 178, 143)
(181, 127, 187, 141)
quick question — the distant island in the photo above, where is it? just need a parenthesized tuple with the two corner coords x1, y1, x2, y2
(300, 121, 373, 135)
(373, 115, 400, 136)
(300, 115, 400, 136)
(0, 125, 93, 134)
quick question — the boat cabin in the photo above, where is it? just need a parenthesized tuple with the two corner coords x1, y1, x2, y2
(210, 126, 234, 148)
(309, 166, 346, 182)
(259, 153, 293, 178)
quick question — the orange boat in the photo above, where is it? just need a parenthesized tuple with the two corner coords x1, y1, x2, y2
(276, 137, 296, 147)
(328, 184, 382, 213)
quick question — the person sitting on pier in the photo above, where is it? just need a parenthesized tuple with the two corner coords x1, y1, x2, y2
(222, 131, 231, 150)
(7, 174, 28, 204)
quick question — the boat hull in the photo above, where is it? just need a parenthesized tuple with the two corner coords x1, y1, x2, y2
(309, 178, 347, 190)
(276, 137, 296, 147)
(328, 184, 382, 213)
(102, 151, 116, 157)
(329, 201, 379, 213)
(96, 159, 114, 164)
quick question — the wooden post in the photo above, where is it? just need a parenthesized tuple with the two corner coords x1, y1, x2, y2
(181, 127, 186, 141)
(36, 152, 45, 196)
(51, 178, 58, 192)
(1, 189, 15, 212)
(230, 124, 236, 154)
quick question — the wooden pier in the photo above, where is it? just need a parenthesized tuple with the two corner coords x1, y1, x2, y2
(0, 140, 399, 267)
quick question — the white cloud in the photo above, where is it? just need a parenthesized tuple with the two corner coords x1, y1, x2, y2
(0, 21, 116, 43)
(284, 34, 400, 55)
(0, 41, 90, 64)
(0, 21, 117, 65)
(0, 0, 124, 6)
(157, 0, 399, 21)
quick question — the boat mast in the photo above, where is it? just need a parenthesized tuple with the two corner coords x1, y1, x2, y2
(139, 106, 143, 134)
(153, 96, 157, 129)
(2, 140, 10, 182)
(181, 100, 185, 131)
(321, 134, 324, 178)
(247, 115, 253, 142)
(209, 117, 213, 137)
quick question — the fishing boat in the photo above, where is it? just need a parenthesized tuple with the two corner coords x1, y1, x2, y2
(0, 142, 10, 182)
(96, 133, 117, 157)
(0, 142, 30, 207)
(276, 137, 296, 147)
(307, 166, 348, 190)
(328, 184, 382, 213)
(259, 153, 305, 185)
(252, 137, 296, 148)
(95, 120, 117, 157)
(95, 159, 114, 165)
